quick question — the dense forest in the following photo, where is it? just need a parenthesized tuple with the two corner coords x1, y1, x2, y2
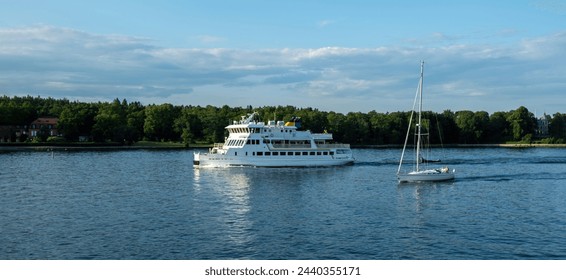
(1, 95, 566, 146)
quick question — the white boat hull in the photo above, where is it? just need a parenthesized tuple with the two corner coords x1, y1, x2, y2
(194, 153, 354, 167)
(397, 169, 455, 183)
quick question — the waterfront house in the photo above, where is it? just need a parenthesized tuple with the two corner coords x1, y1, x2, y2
(29, 117, 59, 138)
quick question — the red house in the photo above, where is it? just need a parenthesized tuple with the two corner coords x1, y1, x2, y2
(29, 117, 59, 138)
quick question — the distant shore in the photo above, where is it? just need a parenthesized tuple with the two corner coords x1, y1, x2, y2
(355, 143, 566, 148)
(2, 142, 566, 151)
(0, 141, 207, 151)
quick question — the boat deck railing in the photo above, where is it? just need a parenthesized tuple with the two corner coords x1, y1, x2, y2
(270, 144, 311, 149)
(270, 143, 350, 149)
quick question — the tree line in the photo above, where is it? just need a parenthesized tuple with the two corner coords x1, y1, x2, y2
(2, 95, 566, 145)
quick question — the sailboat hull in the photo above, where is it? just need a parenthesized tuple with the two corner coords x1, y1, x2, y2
(397, 170, 455, 183)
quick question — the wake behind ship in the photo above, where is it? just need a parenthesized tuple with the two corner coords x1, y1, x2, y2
(193, 112, 354, 167)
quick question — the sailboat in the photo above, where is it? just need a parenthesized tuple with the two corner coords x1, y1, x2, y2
(397, 61, 455, 183)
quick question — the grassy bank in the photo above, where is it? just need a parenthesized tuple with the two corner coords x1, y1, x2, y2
(0, 141, 213, 151)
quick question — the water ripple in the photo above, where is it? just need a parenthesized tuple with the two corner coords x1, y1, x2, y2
(1, 148, 566, 259)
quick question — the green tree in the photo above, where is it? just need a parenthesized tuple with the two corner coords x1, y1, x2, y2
(91, 99, 127, 142)
(326, 111, 347, 143)
(473, 111, 490, 143)
(549, 113, 566, 142)
(437, 110, 458, 144)
(174, 107, 203, 146)
(486, 111, 510, 143)
(455, 110, 476, 143)
(342, 112, 370, 144)
(144, 103, 179, 141)
(125, 101, 146, 144)
(58, 102, 98, 141)
(506, 106, 536, 142)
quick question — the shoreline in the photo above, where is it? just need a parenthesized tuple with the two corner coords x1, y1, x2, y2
(355, 143, 566, 148)
(2, 143, 566, 151)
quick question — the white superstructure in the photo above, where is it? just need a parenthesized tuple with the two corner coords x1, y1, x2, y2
(193, 112, 354, 167)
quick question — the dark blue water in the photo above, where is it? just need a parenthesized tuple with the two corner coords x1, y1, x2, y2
(1, 148, 566, 259)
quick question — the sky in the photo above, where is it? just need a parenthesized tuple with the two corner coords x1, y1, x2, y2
(1, 0, 566, 114)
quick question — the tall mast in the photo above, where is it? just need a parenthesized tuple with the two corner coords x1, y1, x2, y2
(416, 61, 424, 172)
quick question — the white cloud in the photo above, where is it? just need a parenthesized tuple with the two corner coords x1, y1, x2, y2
(1, 25, 566, 114)
(317, 20, 334, 28)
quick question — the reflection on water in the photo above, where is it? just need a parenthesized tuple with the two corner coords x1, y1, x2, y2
(193, 168, 254, 250)
(397, 181, 456, 213)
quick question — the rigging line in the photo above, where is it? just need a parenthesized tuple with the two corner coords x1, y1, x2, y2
(434, 113, 448, 160)
(397, 74, 421, 174)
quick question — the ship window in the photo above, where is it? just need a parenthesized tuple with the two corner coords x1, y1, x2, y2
(257, 152, 263, 156)
(303, 152, 308, 155)
(246, 152, 248, 156)
(280, 152, 286, 156)
(330, 151, 334, 155)
(235, 152, 238, 156)
(317, 152, 322, 155)
(310, 152, 315, 155)
(272, 152, 279, 156)
(265, 152, 271, 156)
(295, 152, 301, 156)
(247, 139, 250, 144)
(323, 152, 328, 155)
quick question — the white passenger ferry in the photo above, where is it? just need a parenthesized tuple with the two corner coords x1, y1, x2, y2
(193, 112, 354, 167)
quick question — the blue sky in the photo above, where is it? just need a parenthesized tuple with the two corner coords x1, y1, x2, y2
(1, 0, 566, 114)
